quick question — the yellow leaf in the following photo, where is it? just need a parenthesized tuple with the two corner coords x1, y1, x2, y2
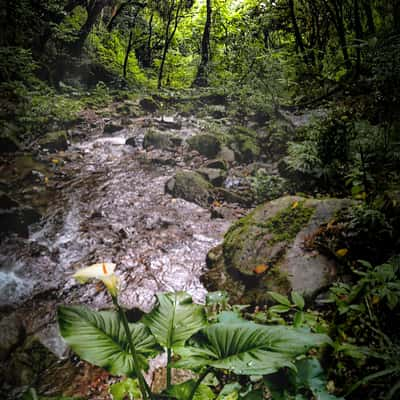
(52, 159, 60, 165)
(212, 200, 221, 207)
(291, 201, 299, 209)
(254, 264, 269, 274)
(336, 248, 349, 257)
(372, 295, 380, 304)
(44, 176, 49, 185)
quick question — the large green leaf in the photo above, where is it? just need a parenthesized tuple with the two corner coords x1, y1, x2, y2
(166, 380, 216, 400)
(141, 291, 206, 349)
(174, 323, 331, 376)
(58, 305, 160, 376)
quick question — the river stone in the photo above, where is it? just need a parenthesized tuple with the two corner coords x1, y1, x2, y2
(187, 134, 221, 158)
(227, 126, 261, 163)
(197, 167, 227, 186)
(165, 170, 214, 208)
(217, 146, 235, 163)
(39, 131, 68, 153)
(143, 129, 180, 150)
(140, 97, 159, 113)
(103, 123, 124, 134)
(125, 137, 136, 147)
(203, 196, 354, 303)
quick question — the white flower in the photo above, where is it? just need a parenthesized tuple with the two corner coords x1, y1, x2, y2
(73, 263, 118, 297)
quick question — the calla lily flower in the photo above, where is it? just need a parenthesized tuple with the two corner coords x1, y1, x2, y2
(73, 262, 119, 297)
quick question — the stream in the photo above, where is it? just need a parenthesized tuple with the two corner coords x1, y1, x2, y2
(0, 108, 233, 396)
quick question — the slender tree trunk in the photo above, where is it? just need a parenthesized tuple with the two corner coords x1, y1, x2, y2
(288, 0, 308, 65)
(158, 0, 182, 89)
(362, 0, 375, 34)
(354, 0, 363, 77)
(123, 30, 134, 78)
(194, 0, 212, 86)
(144, 12, 154, 68)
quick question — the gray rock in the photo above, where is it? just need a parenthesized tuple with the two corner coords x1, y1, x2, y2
(203, 196, 354, 303)
(139, 97, 159, 113)
(125, 137, 136, 147)
(39, 131, 68, 153)
(197, 167, 227, 186)
(187, 134, 222, 158)
(104, 123, 124, 135)
(165, 170, 214, 208)
(217, 146, 235, 163)
(143, 129, 180, 150)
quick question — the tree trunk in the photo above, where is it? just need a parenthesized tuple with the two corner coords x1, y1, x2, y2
(354, 0, 363, 77)
(123, 30, 134, 78)
(288, 0, 308, 65)
(362, 0, 375, 34)
(143, 12, 154, 68)
(194, 0, 212, 86)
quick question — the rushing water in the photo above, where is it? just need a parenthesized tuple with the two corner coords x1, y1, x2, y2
(0, 113, 231, 318)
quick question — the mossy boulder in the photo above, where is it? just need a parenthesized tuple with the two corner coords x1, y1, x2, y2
(39, 131, 68, 153)
(165, 170, 214, 208)
(139, 97, 159, 113)
(187, 134, 222, 158)
(197, 167, 227, 186)
(143, 129, 181, 150)
(227, 126, 261, 163)
(202, 196, 354, 303)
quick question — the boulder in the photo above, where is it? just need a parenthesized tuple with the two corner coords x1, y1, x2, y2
(197, 167, 227, 186)
(165, 170, 214, 208)
(143, 129, 181, 150)
(202, 196, 354, 303)
(227, 126, 261, 163)
(139, 97, 159, 113)
(187, 134, 221, 158)
(125, 137, 136, 147)
(217, 146, 235, 163)
(39, 131, 68, 153)
(103, 123, 124, 134)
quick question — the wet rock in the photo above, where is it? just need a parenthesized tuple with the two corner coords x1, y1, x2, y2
(125, 137, 136, 147)
(165, 170, 214, 208)
(215, 187, 252, 206)
(143, 129, 180, 150)
(187, 134, 221, 158)
(203, 196, 353, 303)
(140, 97, 159, 113)
(0, 206, 41, 237)
(157, 116, 182, 130)
(227, 126, 261, 163)
(103, 123, 124, 135)
(0, 314, 25, 361)
(0, 124, 22, 153)
(39, 131, 68, 153)
(217, 146, 235, 163)
(208, 105, 227, 119)
(204, 159, 227, 170)
(197, 167, 227, 187)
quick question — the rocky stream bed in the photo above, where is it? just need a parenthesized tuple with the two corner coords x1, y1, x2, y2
(0, 97, 342, 399)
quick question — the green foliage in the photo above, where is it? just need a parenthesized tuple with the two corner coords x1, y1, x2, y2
(0, 47, 37, 83)
(58, 305, 160, 376)
(109, 378, 142, 400)
(250, 170, 288, 203)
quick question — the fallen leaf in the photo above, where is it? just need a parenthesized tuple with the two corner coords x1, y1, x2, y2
(336, 248, 348, 257)
(254, 264, 269, 274)
(212, 200, 221, 207)
(291, 201, 299, 209)
(52, 158, 60, 164)
(372, 295, 380, 304)
(44, 176, 49, 185)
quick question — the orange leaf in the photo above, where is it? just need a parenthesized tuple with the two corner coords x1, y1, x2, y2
(254, 264, 269, 274)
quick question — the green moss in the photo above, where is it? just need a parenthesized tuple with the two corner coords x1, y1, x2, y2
(262, 201, 314, 244)
(226, 126, 261, 162)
